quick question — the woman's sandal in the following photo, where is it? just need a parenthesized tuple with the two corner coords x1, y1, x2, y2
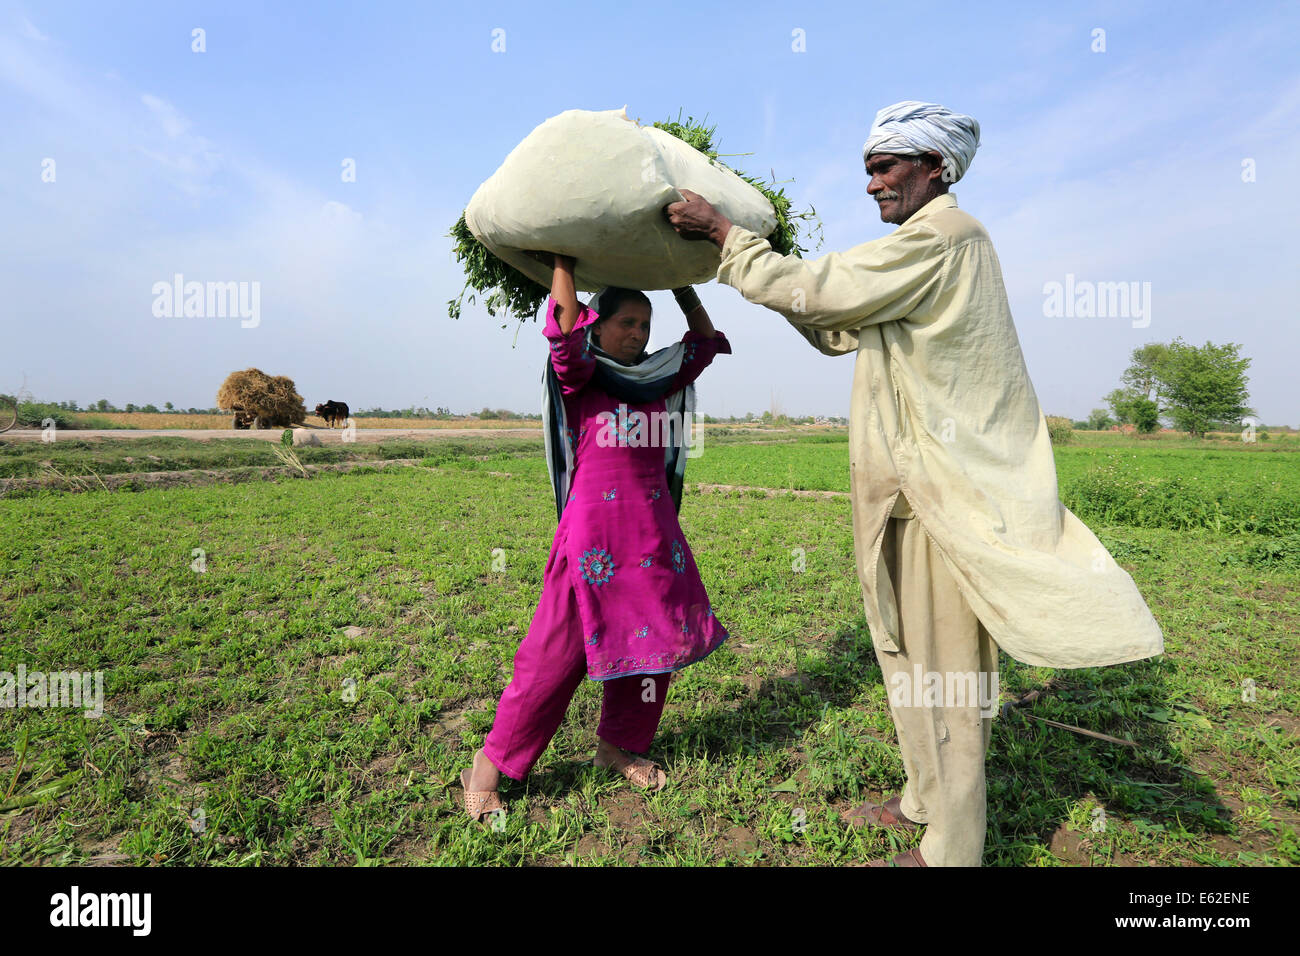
(593, 752, 667, 792)
(460, 768, 504, 823)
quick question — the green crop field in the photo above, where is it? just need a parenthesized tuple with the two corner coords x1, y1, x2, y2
(1, 429, 1296, 866)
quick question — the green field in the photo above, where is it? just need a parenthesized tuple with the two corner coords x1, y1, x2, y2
(1, 430, 1296, 865)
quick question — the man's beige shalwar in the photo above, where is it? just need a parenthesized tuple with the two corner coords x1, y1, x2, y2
(716, 194, 1163, 669)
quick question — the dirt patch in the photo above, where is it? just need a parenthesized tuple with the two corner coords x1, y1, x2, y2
(716, 825, 760, 856)
(1, 457, 431, 496)
(574, 832, 604, 857)
(1047, 822, 1092, 865)
(1262, 713, 1300, 736)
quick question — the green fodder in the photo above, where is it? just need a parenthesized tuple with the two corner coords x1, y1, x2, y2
(447, 213, 550, 322)
(649, 113, 819, 259)
(447, 111, 820, 323)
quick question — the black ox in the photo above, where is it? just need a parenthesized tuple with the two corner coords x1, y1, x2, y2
(314, 400, 350, 428)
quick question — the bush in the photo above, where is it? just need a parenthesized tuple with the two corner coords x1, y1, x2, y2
(16, 402, 76, 430)
(1045, 416, 1074, 445)
(1130, 398, 1161, 433)
(1062, 467, 1298, 536)
(1224, 533, 1300, 569)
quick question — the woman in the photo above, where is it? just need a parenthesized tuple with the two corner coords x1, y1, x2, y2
(460, 254, 731, 821)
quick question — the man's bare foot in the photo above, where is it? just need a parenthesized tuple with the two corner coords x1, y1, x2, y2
(466, 747, 501, 793)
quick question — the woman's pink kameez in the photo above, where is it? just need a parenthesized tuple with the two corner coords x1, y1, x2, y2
(483, 296, 731, 780)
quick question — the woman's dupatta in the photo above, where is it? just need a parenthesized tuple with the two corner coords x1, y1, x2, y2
(542, 326, 695, 522)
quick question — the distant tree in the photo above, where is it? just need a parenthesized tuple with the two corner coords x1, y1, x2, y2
(1121, 342, 1170, 402)
(95, 399, 110, 412)
(164, 401, 174, 412)
(1130, 398, 1160, 433)
(141, 404, 159, 413)
(1104, 387, 1140, 424)
(1086, 408, 1113, 430)
(1159, 338, 1252, 437)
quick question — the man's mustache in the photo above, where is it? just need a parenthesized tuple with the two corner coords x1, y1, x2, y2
(876, 190, 901, 202)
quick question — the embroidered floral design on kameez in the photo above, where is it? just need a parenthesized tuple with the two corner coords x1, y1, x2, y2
(613, 410, 644, 445)
(634, 625, 649, 639)
(585, 631, 600, 646)
(580, 548, 615, 586)
(671, 540, 685, 574)
(603, 488, 617, 501)
(651, 488, 661, 500)
(640, 557, 653, 568)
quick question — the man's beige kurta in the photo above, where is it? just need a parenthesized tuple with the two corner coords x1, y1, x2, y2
(716, 193, 1163, 669)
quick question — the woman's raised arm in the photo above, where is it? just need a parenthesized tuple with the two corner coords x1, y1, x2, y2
(551, 254, 581, 334)
(672, 286, 716, 339)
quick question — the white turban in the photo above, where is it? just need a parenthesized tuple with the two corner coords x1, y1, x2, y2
(863, 100, 981, 183)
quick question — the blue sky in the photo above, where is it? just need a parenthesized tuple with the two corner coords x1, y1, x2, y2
(2, 0, 1297, 423)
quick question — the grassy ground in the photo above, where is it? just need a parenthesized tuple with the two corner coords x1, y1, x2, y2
(0, 430, 1295, 865)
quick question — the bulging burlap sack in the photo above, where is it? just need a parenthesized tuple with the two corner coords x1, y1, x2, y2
(464, 107, 777, 293)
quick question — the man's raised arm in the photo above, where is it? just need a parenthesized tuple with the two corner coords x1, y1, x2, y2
(665, 189, 947, 334)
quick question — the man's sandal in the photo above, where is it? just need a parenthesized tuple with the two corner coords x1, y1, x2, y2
(593, 753, 667, 792)
(460, 768, 504, 824)
(841, 795, 921, 831)
(867, 847, 927, 867)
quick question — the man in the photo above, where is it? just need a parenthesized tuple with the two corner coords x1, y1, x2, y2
(665, 101, 1163, 867)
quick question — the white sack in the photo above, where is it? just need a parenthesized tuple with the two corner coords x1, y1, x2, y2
(464, 107, 778, 295)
